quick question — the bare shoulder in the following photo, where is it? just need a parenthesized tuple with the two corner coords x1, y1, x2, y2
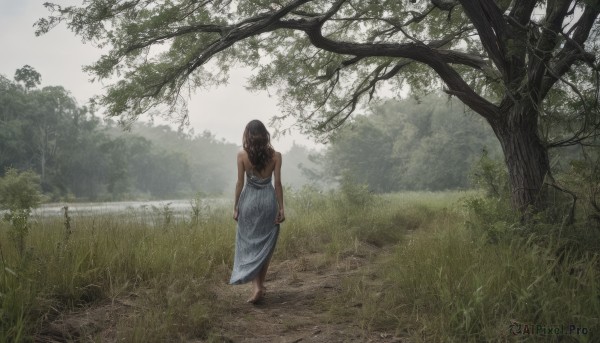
(273, 151, 282, 165)
(237, 149, 247, 160)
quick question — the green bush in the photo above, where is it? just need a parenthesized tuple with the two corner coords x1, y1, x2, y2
(339, 173, 373, 208)
(0, 168, 42, 211)
(0, 168, 42, 256)
(462, 194, 517, 244)
(469, 149, 509, 199)
(556, 149, 600, 226)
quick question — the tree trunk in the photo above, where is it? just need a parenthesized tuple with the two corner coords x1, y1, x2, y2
(491, 105, 550, 212)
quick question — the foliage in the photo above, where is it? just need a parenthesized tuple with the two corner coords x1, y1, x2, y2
(0, 168, 42, 256)
(1, 71, 104, 198)
(124, 124, 237, 195)
(327, 117, 396, 192)
(35, 0, 600, 211)
(466, 143, 600, 245)
(342, 219, 600, 342)
(32, 0, 594, 133)
(280, 187, 454, 256)
(469, 148, 509, 198)
(0, 71, 200, 200)
(558, 146, 600, 225)
(462, 194, 516, 244)
(151, 202, 175, 229)
(13, 65, 41, 90)
(321, 95, 501, 192)
(0, 169, 42, 211)
(339, 173, 374, 208)
(1, 68, 319, 200)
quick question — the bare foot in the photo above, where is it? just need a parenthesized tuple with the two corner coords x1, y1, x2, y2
(247, 288, 265, 304)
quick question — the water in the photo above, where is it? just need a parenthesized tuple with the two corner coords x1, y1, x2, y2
(30, 198, 228, 217)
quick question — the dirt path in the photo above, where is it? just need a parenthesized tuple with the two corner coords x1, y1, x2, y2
(36, 250, 404, 342)
(207, 252, 402, 343)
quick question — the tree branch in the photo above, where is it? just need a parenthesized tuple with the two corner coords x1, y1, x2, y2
(286, 19, 499, 119)
(527, 0, 572, 103)
(316, 61, 411, 132)
(317, 0, 348, 24)
(509, 0, 538, 26)
(540, 2, 600, 99)
(124, 24, 226, 54)
(457, 0, 509, 75)
(180, 0, 314, 79)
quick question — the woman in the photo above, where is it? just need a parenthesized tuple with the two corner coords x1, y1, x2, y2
(230, 119, 285, 304)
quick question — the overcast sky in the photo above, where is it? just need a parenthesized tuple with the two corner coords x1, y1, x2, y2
(0, 0, 321, 152)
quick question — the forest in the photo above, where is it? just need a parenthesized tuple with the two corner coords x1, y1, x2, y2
(1, 67, 505, 201)
(0, 68, 319, 200)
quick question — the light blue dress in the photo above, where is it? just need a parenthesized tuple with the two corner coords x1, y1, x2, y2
(229, 171, 280, 285)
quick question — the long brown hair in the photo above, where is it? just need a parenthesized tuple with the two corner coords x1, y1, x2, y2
(243, 120, 275, 172)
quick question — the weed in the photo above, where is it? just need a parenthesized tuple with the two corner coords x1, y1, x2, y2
(151, 202, 174, 229)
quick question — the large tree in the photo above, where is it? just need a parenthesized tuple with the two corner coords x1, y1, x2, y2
(36, 0, 600, 211)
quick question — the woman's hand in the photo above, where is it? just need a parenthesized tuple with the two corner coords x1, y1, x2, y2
(275, 209, 285, 224)
(233, 208, 239, 221)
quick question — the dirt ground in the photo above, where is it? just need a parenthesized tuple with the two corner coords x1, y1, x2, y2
(36, 251, 406, 343)
(207, 252, 405, 343)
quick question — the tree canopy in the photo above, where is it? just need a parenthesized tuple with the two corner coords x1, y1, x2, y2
(36, 0, 600, 211)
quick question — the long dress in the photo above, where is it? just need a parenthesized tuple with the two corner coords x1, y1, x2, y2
(229, 171, 280, 285)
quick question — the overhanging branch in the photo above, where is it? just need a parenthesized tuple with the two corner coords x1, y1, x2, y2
(291, 20, 499, 119)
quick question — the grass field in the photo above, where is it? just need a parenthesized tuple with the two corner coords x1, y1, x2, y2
(1, 189, 598, 342)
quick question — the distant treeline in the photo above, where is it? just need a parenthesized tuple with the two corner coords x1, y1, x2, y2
(1, 67, 511, 200)
(316, 95, 503, 192)
(0, 71, 319, 201)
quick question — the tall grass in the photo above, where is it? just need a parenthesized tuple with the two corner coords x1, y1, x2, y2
(279, 187, 465, 261)
(0, 205, 234, 342)
(0, 187, 416, 341)
(340, 195, 600, 342)
(2, 189, 598, 342)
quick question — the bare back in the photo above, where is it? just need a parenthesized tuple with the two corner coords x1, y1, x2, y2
(239, 150, 280, 179)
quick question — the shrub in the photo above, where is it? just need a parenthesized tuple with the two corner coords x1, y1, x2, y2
(339, 173, 373, 208)
(469, 149, 509, 199)
(0, 168, 42, 256)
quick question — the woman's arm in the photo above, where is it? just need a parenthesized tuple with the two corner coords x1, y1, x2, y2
(233, 151, 245, 221)
(273, 152, 285, 224)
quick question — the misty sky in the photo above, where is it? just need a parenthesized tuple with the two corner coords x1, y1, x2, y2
(0, 0, 320, 152)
